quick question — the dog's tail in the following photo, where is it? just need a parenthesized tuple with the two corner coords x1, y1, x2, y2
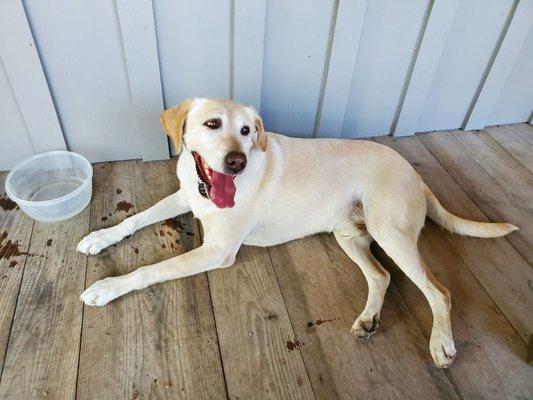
(424, 186, 518, 238)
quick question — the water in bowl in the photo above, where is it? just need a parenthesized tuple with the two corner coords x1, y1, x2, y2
(28, 177, 86, 202)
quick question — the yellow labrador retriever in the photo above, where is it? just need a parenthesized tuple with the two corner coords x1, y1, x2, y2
(78, 98, 517, 368)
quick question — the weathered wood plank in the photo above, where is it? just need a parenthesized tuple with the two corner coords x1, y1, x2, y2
(485, 123, 533, 172)
(373, 222, 531, 399)
(269, 235, 459, 399)
(208, 245, 315, 399)
(375, 135, 533, 347)
(419, 129, 533, 265)
(0, 173, 34, 377)
(0, 202, 89, 398)
(77, 160, 226, 399)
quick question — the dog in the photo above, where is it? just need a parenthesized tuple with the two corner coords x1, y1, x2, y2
(78, 98, 517, 368)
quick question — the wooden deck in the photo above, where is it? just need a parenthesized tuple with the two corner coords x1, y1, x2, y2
(0, 124, 531, 399)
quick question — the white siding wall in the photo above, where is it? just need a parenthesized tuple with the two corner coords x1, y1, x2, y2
(0, 0, 531, 170)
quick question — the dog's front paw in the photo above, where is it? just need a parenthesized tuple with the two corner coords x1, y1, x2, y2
(77, 228, 123, 255)
(430, 331, 456, 368)
(80, 277, 127, 306)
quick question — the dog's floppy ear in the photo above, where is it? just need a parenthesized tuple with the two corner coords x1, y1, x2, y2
(160, 99, 194, 154)
(248, 106, 267, 152)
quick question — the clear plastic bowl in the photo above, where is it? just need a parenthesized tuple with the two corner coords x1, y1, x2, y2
(5, 151, 93, 222)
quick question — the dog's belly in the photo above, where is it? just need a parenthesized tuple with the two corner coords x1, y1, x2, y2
(243, 224, 317, 246)
(242, 203, 347, 246)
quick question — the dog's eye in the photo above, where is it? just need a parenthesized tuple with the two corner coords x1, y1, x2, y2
(204, 119, 221, 129)
(241, 126, 250, 136)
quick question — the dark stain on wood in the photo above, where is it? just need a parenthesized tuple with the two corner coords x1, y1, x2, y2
(46, 239, 53, 247)
(0, 231, 22, 260)
(116, 201, 134, 213)
(0, 231, 44, 261)
(162, 218, 185, 232)
(9, 260, 17, 268)
(116, 188, 122, 194)
(0, 195, 18, 211)
(101, 216, 108, 221)
(306, 317, 339, 328)
(286, 338, 304, 351)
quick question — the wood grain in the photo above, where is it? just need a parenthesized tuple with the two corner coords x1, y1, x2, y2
(269, 235, 459, 399)
(208, 245, 315, 399)
(0, 173, 34, 377)
(375, 135, 533, 346)
(76, 160, 226, 399)
(485, 123, 533, 172)
(419, 129, 533, 265)
(0, 203, 89, 399)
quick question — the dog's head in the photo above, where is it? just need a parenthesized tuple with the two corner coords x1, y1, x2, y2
(160, 98, 267, 209)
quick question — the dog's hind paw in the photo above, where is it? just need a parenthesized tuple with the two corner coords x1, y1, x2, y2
(350, 314, 380, 339)
(430, 332, 456, 368)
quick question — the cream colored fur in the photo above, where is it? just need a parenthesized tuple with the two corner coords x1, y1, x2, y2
(77, 98, 517, 368)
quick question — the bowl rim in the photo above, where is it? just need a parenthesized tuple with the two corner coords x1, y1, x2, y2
(5, 150, 93, 207)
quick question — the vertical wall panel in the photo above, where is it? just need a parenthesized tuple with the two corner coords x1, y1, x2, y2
(465, 0, 531, 130)
(24, 0, 141, 163)
(487, 24, 533, 126)
(342, 0, 431, 138)
(316, 0, 368, 138)
(154, 0, 231, 106)
(471, 0, 533, 128)
(233, 0, 267, 110)
(1, 0, 532, 165)
(393, 0, 461, 137)
(416, 0, 516, 132)
(0, 61, 36, 171)
(154, 0, 231, 155)
(260, 0, 336, 138)
(116, 0, 169, 161)
(0, 0, 65, 165)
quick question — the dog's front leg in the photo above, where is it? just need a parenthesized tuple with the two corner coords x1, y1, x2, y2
(77, 190, 190, 255)
(80, 218, 246, 306)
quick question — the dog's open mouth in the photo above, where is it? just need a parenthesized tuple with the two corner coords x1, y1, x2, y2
(192, 152, 236, 209)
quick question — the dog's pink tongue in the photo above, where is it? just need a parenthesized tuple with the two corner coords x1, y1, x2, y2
(210, 170, 236, 208)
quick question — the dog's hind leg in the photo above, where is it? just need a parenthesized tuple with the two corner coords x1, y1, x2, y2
(334, 230, 390, 339)
(372, 227, 456, 368)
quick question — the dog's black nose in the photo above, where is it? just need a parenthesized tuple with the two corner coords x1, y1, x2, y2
(225, 151, 247, 173)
